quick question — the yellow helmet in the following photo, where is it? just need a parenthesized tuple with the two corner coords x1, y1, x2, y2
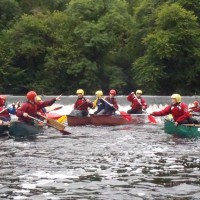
(95, 90, 103, 97)
(136, 90, 142, 94)
(76, 89, 84, 95)
(36, 95, 42, 101)
(171, 94, 181, 103)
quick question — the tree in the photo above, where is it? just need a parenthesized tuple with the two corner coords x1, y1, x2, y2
(132, 3, 200, 94)
(0, 0, 21, 30)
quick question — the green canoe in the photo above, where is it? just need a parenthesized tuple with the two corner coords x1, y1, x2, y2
(0, 125, 9, 135)
(164, 119, 200, 138)
(9, 121, 42, 138)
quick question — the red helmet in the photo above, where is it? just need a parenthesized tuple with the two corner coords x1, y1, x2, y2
(193, 101, 199, 106)
(27, 91, 37, 101)
(109, 89, 116, 96)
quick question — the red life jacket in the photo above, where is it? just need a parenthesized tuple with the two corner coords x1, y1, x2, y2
(16, 98, 56, 123)
(105, 96, 119, 110)
(0, 106, 10, 119)
(74, 97, 93, 111)
(152, 102, 190, 123)
(127, 94, 147, 110)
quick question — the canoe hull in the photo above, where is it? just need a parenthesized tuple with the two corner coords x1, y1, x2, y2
(67, 114, 145, 126)
(164, 120, 200, 138)
(67, 115, 92, 126)
(46, 113, 62, 120)
(0, 125, 9, 136)
(90, 115, 145, 126)
(9, 121, 41, 138)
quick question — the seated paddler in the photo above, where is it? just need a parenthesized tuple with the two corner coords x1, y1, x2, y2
(104, 89, 119, 115)
(127, 90, 147, 114)
(92, 90, 106, 115)
(70, 89, 93, 117)
(0, 95, 19, 125)
(150, 94, 198, 126)
(189, 101, 200, 113)
(35, 95, 47, 116)
(16, 91, 61, 125)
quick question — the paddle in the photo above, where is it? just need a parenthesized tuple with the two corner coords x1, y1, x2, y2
(37, 113, 65, 131)
(27, 115, 71, 135)
(182, 124, 200, 127)
(46, 106, 63, 113)
(101, 98, 132, 121)
(132, 93, 157, 124)
(57, 115, 67, 123)
(190, 112, 200, 116)
(0, 105, 13, 114)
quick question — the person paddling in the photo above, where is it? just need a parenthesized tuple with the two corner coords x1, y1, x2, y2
(92, 90, 106, 115)
(150, 94, 198, 126)
(127, 90, 147, 114)
(189, 101, 200, 112)
(0, 95, 19, 125)
(16, 91, 61, 125)
(104, 89, 119, 115)
(70, 89, 93, 117)
(35, 95, 47, 116)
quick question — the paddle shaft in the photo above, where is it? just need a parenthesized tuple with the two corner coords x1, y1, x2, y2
(132, 93, 157, 124)
(101, 98, 131, 121)
(101, 98, 117, 110)
(182, 124, 200, 127)
(27, 115, 71, 135)
(46, 106, 63, 113)
(0, 105, 12, 114)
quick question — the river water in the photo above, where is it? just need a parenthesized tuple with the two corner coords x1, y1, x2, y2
(0, 96, 200, 200)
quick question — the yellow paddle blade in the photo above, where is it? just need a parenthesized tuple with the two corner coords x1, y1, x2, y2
(57, 115, 67, 124)
(47, 118, 65, 131)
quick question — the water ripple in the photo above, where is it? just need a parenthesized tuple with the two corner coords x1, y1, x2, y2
(0, 124, 200, 199)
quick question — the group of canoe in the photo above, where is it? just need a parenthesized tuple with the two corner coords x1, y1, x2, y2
(1, 89, 200, 138)
(68, 91, 200, 138)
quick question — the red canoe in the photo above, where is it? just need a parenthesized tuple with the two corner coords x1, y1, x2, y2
(67, 114, 146, 126)
(46, 113, 62, 120)
(90, 114, 145, 126)
(67, 115, 92, 126)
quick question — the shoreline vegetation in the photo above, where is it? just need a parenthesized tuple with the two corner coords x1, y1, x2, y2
(1, 0, 200, 95)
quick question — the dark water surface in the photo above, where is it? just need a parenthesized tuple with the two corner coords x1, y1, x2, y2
(0, 124, 200, 200)
(0, 96, 199, 199)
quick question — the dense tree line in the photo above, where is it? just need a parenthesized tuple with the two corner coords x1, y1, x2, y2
(0, 0, 200, 95)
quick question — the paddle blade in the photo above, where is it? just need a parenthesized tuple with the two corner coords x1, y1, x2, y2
(57, 115, 67, 124)
(60, 130, 71, 135)
(47, 118, 65, 130)
(148, 115, 157, 124)
(119, 111, 132, 121)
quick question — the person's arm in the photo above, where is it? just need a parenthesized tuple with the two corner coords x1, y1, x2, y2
(113, 99, 119, 110)
(37, 98, 56, 110)
(127, 93, 134, 102)
(141, 99, 147, 110)
(86, 98, 93, 108)
(151, 105, 171, 116)
(16, 103, 28, 117)
(176, 104, 190, 123)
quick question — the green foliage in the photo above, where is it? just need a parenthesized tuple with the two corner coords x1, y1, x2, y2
(16, 0, 70, 13)
(132, 1, 200, 94)
(0, 0, 21, 30)
(1, 0, 200, 95)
